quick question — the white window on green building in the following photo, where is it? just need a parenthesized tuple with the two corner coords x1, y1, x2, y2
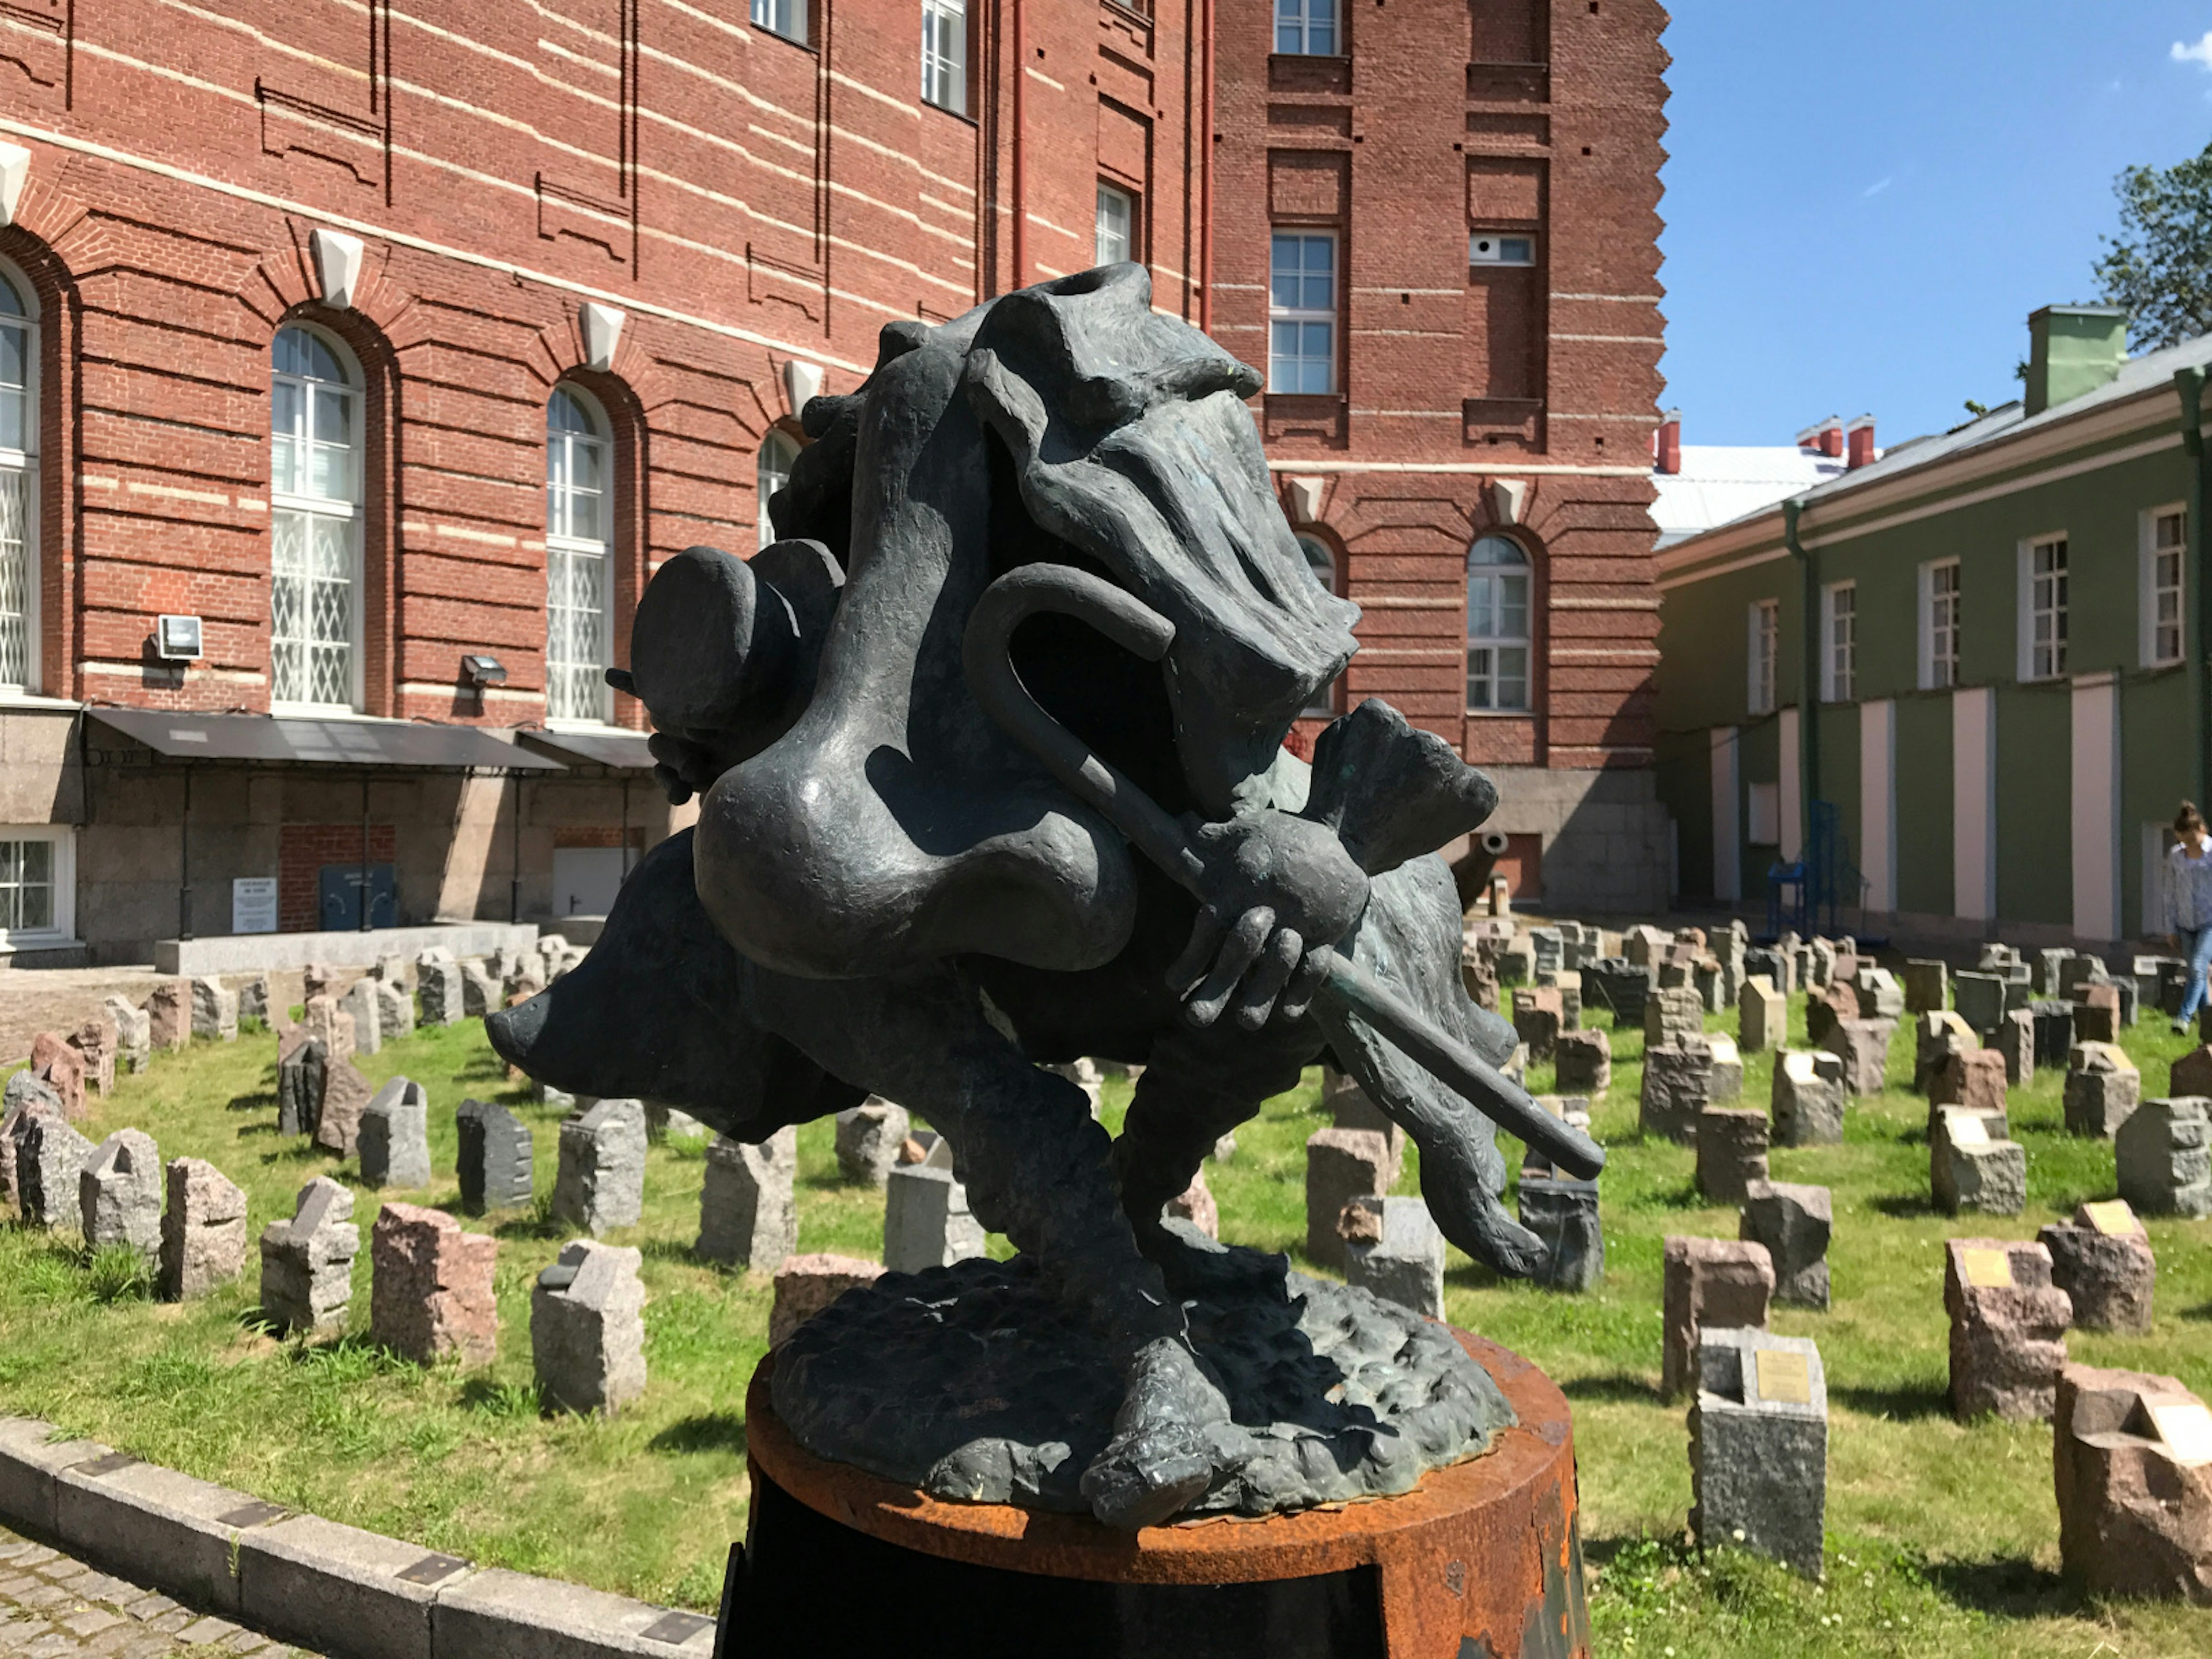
(270, 325, 362, 712)
(1747, 599, 1777, 716)
(920, 0, 967, 113)
(1466, 535, 1531, 712)
(1920, 558, 1960, 690)
(2145, 507, 2185, 669)
(2020, 534, 2067, 681)
(1096, 184, 1136, 266)
(1275, 0, 1336, 55)
(546, 387, 612, 724)
(1821, 581, 1855, 703)
(0, 270, 36, 693)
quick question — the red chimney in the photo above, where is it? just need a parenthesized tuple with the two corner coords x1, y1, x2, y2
(1846, 414, 1876, 471)
(1656, 408, 1681, 476)
(1815, 416, 1844, 459)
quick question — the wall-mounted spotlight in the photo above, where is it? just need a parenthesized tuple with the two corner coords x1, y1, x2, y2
(461, 654, 507, 688)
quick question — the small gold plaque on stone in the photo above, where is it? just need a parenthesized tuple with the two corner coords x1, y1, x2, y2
(1961, 1247, 2013, 1289)
(1755, 1349, 1812, 1405)
(2082, 1200, 2136, 1237)
(2149, 1401, 2212, 1465)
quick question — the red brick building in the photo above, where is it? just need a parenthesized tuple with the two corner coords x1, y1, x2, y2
(0, 0, 1664, 967)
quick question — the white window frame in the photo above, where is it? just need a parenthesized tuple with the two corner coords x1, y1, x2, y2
(1468, 231, 1537, 267)
(921, 0, 967, 114)
(1821, 579, 1855, 703)
(1465, 535, 1532, 714)
(1274, 0, 1337, 55)
(1746, 598, 1777, 717)
(1268, 230, 1337, 395)
(2142, 504, 2186, 669)
(757, 429, 798, 552)
(546, 386, 614, 726)
(750, 0, 806, 46)
(0, 824, 75, 952)
(2017, 533, 2068, 683)
(0, 264, 39, 696)
(269, 324, 365, 714)
(1096, 183, 1137, 267)
(1918, 557, 1960, 690)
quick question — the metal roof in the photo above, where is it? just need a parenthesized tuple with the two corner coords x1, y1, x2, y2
(90, 709, 566, 771)
(516, 726, 655, 770)
(1652, 445, 1850, 548)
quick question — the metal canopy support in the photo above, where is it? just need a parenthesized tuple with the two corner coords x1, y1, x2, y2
(359, 770, 372, 933)
(178, 761, 193, 944)
(510, 774, 524, 924)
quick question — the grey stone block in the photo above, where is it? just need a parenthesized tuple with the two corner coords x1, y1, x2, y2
(238, 1510, 465, 1659)
(882, 1164, 987, 1274)
(432, 1567, 716, 1659)
(554, 1099, 647, 1236)
(1771, 1048, 1846, 1146)
(415, 952, 465, 1027)
(1931, 1107, 2027, 1216)
(0, 1418, 109, 1536)
(190, 976, 239, 1043)
(833, 1099, 910, 1187)
(259, 1177, 361, 1336)
(79, 1128, 162, 1257)
(532, 1241, 647, 1416)
(2063, 1043, 2141, 1139)
(1739, 1180, 1831, 1310)
(457, 1099, 533, 1214)
(17, 1111, 92, 1230)
(1304, 1127, 1392, 1266)
(696, 1128, 798, 1270)
(1696, 1107, 1768, 1205)
(1691, 1328, 1827, 1577)
(277, 1037, 326, 1138)
(360, 1077, 433, 1189)
(1517, 1175, 1603, 1291)
(55, 1456, 268, 1615)
(341, 976, 384, 1057)
(460, 961, 503, 1019)
(1640, 1039, 1713, 1143)
(1339, 1195, 1445, 1319)
(1953, 971, 2008, 1036)
(2116, 1097, 2212, 1218)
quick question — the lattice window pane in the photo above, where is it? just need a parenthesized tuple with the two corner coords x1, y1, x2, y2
(547, 541, 609, 722)
(0, 468, 27, 688)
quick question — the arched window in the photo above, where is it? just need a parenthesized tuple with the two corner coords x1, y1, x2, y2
(270, 325, 362, 710)
(1297, 533, 1342, 717)
(0, 270, 36, 692)
(546, 387, 613, 722)
(757, 430, 797, 551)
(1465, 534, 1531, 712)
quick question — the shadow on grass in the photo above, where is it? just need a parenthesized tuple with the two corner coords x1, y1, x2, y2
(228, 1090, 277, 1114)
(1870, 1193, 1935, 1218)
(650, 1412, 748, 1456)
(1921, 1555, 2078, 1619)
(2179, 1300, 2212, 1324)
(1559, 1372, 1662, 1405)
(640, 1238, 709, 1267)
(1829, 1380, 1951, 1421)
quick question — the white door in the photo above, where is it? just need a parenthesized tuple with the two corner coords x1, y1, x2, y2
(550, 847, 625, 917)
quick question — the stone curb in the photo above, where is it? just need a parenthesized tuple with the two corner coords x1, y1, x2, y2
(0, 1418, 718, 1659)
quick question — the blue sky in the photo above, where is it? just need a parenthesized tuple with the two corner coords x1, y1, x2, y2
(1659, 3, 2212, 446)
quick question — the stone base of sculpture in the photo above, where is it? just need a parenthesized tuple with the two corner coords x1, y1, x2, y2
(724, 1324, 1589, 1659)
(771, 1240, 1513, 1516)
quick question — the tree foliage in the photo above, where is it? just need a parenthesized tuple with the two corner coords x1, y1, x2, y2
(2097, 141, 2212, 351)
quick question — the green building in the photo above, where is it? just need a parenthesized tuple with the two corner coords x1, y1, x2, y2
(1654, 305, 2212, 948)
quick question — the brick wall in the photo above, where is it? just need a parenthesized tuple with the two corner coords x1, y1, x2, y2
(278, 824, 399, 931)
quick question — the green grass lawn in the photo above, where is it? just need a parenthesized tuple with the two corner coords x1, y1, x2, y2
(2, 986, 2209, 1656)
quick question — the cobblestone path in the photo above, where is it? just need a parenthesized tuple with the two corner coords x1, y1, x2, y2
(0, 1529, 316, 1659)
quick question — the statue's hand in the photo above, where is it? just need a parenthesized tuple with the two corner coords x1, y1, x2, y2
(1167, 810, 1367, 1031)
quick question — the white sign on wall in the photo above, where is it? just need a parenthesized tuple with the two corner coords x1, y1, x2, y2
(232, 877, 278, 935)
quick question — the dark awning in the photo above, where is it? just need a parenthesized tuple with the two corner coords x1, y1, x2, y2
(515, 726, 656, 771)
(89, 709, 567, 771)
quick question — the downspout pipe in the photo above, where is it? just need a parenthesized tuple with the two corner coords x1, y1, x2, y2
(1784, 497, 1819, 854)
(2177, 366, 2211, 809)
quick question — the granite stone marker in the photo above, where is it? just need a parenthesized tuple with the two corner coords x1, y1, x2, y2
(1644, 985, 1705, 1048)
(339, 976, 382, 1056)
(1510, 987, 1563, 1062)
(416, 951, 465, 1027)
(532, 1240, 647, 1415)
(1953, 971, 2008, 1036)
(883, 1164, 989, 1273)
(698, 1128, 799, 1270)
(1583, 959, 1653, 1025)
(158, 1157, 248, 1301)
(237, 975, 271, 1027)
(2064, 1042, 2142, 1139)
(1914, 1010, 1979, 1093)
(370, 1202, 498, 1368)
(16, 1111, 92, 1232)
(1662, 1236, 1774, 1400)
(1903, 959, 1948, 1014)
(1931, 1105, 2027, 1215)
(2032, 1001, 2077, 1070)
(460, 960, 503, 1019)
(1739, 1180, 1831, 1310)
(258, 1177, 359, 1336)
(1552, 1028, 1612, 1096)
(1771, 1049, 1847, 1147)
(835, 1099, 911, 1186)
(456, 1098, 534, 1213)
(1690, 1328, 1827, 1577)
(2171, 1044, 2212, 1098)
(301, 994, 355, 1065)
(1738, 976, 1785, 1054)
(0, 1088, 57, 1214)
(146, 981, 190, 1052)
(276, 1037, 325, 1138)
(1695, 1107, 1770, 1205)
(79, 1128, 161, 1257)
(187, 977, 237, 1043)
(1517, 1174, 1603, 1291)
(770, 1254, 887, 1347)
(1803, 982, 1859, 1048)
(2054, 1363, 2212, 1603)
(2116, 1097, 2212, 1217)
(2074, 984, 2123, 1044)
(554, 1098, 647, 1236)
(1304, 1127, 1392, 1268)
(1853, 967, 1905, 1021)
(359, 1077, 432, 1188)
(1324, 1070, 1407, 1184)
(1995, 1008, 2036, 1085)
(104, 995, 150, 1074)
(1945, 1237, 2071, 1421)
(1933, 1048, 2009, 1116)
(1820, 1016, 1894, 1095)
(1641, 1039, 1715, 1144)
(2039, 1200, 2155, 1334)
(313, 1054, 374, 1158)
(25, 1033, 84, 1120)
(1337, 1195, 1446, 1319)
(1165, 1166, 1219, 1238)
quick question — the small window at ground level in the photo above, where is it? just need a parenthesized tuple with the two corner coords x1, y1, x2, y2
(0, 828, 70, 943)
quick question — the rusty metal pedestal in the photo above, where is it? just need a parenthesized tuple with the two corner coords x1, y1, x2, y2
(714, 1330, 1589, 1659)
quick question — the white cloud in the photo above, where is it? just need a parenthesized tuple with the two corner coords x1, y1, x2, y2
(2173, 31, 2212, 69)
(1862, 177, 1893, 199)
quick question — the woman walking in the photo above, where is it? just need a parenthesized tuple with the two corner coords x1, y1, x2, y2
(2168, 802, 2212, 1034)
